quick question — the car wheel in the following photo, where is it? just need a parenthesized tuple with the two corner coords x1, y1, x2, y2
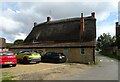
(22, 57, 29, 64)
(12, 64, 16, 67)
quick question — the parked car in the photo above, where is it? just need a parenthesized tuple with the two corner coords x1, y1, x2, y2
(0, 50, 17, 67)
(16, 50, 41, 64)
(41, 52, 67, 63)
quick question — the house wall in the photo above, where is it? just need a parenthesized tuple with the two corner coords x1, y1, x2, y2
(116, 23, 120, 49)
(0, 38, 6, 48)
(46, 47, 94, 63)
(10, 47, 95, 63)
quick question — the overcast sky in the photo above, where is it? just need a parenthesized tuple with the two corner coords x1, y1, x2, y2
(0, 0, 119, 43)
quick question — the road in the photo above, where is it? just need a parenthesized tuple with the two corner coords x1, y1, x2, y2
(60, 53, 119, 80)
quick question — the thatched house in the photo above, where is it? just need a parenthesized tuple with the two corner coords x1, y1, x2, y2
(10, 12, 96, 63)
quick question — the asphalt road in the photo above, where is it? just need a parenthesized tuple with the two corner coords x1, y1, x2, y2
(61, 53, 119, 80)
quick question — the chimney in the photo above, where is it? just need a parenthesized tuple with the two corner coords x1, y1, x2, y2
(34, 22, 37, 27)
(80, 13, 84, 37)
(91, 12, 95, 18)
(116, 22, 119, 26)
(47, 16, 51, 22)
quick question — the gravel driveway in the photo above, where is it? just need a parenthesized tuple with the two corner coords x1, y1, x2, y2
(1, 62, 90, 80)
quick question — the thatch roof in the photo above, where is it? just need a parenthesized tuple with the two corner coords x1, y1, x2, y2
(24, 16, 96, 43)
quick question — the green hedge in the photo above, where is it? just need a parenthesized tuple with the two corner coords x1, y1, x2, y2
(100, 51, 120, 61)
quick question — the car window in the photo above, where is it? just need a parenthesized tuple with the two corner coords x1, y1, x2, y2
(19, 51, 24, 54)
(1, 52, 14, 56)
(46, 53, 51, 55)
(19, 50, 30, 54)
(60, 53, 64, 56)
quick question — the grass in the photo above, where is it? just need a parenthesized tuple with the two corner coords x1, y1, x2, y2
(64, 62, 75, 65)
(99, 51, 120, 61)
(1, 72, 16, 81)
(1, 80, 16, 82)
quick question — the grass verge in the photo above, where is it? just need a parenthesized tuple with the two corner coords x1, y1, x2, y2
(100, 52, 120, 61)
(1, 72, 16, 82)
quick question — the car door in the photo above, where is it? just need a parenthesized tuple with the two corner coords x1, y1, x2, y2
(42, 53, 50, 62)
(46, 53, 53, 62)
(49, 53, 59, 62)
(16, 51, 25, 59)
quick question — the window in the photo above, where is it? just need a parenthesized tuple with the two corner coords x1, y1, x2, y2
(80, 48, 85, 55)
(46, 52, 52, 56)
(64, 48, 68, 55)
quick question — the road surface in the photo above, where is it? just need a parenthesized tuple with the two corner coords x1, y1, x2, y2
(60, 53, 118, 80)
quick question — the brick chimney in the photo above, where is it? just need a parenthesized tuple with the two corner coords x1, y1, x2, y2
(91, 12, 95, 18)
(47, 16, 51, 22)
(80, 13, 84, 37)
(116, 22, 119, 27)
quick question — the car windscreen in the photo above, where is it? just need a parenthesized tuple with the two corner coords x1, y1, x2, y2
(0, 52, 14, 56)
(55, 53, 64, 56)
(19, 50, 36, 54)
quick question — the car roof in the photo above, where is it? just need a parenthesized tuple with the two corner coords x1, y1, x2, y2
(20, 50, 33, 52)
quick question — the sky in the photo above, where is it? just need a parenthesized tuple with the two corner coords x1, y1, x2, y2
(0, 0, 119, 43)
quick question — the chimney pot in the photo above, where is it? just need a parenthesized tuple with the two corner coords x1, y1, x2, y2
(81, 13, 83, 18)
(34, 22, 37, 26)
(91, 12, 95, 18)
(47, 17, 51, 22)
(116, 22, 119, 26)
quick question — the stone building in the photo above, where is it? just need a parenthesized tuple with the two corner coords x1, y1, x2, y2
(0, 38, 6, 49)
(10, 12, 96, 63)
(116, 22, 120, 55)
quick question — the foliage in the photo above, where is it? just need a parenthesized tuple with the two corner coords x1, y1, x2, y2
(96, 33, 116, 51)
(99, 51, 120, 61)
(14, 39, 24, 45)
(6, 43, 13, 48)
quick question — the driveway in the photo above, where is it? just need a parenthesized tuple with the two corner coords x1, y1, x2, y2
(1, 53, 118, 80)
(1, 62, 89, 80)
(0, 63, 66, 79)
(60, 53, 118, 80)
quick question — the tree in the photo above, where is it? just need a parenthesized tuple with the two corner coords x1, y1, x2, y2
(14, 39, 24, 45)
(96, 33, 116, 51)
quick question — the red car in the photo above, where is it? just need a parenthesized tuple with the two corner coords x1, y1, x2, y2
(0, 50, 17, 67)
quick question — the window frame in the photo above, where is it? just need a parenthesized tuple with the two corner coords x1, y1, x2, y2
(80, 48, 85, 55)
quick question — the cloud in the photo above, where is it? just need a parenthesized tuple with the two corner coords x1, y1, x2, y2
(14, 33, 26, 40)
(0, 14, 23, 34)
(0, 2, 118, 43)
(118, 1, 120, 22)
(97, 24, 115, 38)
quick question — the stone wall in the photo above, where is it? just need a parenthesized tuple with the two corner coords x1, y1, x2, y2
(46, 48, 94, 63)
(0, 38, 6, 48)
(10, 47, 95, 63)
